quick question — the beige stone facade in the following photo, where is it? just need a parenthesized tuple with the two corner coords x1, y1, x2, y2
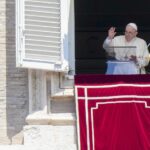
(0, 0, 28, 144)
(0, 0, 76, 149)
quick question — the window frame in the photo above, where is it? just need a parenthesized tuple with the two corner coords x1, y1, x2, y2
(16, 0, 75, 73)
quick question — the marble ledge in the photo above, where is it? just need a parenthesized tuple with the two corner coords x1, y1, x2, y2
(26, 111, 76, 125)
(0, 145, 77, 150)
(51, 88, 74, 98)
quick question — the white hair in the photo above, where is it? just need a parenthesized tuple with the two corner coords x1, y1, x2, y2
(126, 23, 138, 31)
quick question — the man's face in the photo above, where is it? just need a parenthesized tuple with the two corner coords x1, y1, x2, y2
(125, 25, 138, 42)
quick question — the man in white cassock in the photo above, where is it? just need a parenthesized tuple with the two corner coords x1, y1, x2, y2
(103, 23, 149, 74)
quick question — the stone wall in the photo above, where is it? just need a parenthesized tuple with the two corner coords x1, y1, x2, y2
(0, 0, 77, 149)
(0, 145, 77, 150)
(0, 0, 28, 144)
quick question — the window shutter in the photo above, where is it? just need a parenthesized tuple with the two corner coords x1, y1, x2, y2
(16, 0, 69, 72)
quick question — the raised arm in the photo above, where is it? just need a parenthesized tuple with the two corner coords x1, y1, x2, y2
(108, 27, 117, 39)
(103, 27, 117, 52)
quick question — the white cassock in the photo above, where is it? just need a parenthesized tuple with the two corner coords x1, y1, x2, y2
(103, 35, 149, 74)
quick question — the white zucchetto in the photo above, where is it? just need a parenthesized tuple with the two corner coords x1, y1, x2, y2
(127, 23, 138, 31)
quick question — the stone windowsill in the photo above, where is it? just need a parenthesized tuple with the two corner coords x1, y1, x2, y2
(26, 111, 76, 125)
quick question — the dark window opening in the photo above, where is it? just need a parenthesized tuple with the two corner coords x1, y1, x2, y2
(75, 0, 150, 74)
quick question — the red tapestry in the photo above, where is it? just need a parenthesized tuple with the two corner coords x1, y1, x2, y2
(75, 75, 150, 150)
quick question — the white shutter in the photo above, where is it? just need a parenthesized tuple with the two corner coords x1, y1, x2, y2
(16, 0, 69, 72)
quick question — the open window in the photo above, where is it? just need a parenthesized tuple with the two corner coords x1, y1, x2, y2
(75, 0, 150, 74)
(16, 0, 150, 74)
(16, 0, 75, 73)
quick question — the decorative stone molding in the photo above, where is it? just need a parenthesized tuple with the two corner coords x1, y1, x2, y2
(26, 111, 76, 125)
(28, 70, 48, 114)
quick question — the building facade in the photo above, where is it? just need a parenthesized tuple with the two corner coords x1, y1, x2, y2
(1, 0, 150, 149)
(0, 0, 76, 149)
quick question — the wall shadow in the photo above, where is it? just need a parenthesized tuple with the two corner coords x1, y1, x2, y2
(6, 0, 29, 143)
